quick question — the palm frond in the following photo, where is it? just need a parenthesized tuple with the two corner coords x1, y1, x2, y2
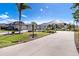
(16, 3, 32, 11)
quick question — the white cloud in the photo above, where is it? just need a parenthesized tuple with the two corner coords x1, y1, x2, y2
(28, 18, 52, 24)
(22, 14, 27, 18)
(53, 20, 64, 24)
(40, 8, 43, 12)
(0, 18, 18, 24)
(0, 12, 18, 24)
(0, 20, 7, 23)
(32, 18, 74, 25)
(23, 18, 74, 25)
(0, 14, 9, 19)
(23, 21, 30, 24)
(6, 19, 17, 23)
(51, 18, 74, 24)
(64, 20, 74, 24)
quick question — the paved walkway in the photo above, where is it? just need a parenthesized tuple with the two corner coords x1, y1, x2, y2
(0, 31, 78, 56)
(0, 30, 28, 35)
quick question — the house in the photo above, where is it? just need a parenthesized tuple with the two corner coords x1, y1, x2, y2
(0, 20, 68, 31)
(7, 21, 28, 30)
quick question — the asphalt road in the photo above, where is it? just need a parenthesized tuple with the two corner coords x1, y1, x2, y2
(0, 31, 78, 56)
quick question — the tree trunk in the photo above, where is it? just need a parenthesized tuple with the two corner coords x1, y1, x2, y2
(54, 24, 56, 32)
(76, 21, 78, 29)
(76, 22, 78, 28)
(19, 4, 22, 34)
(73, 20, 75, 31)
(32, 24, 34, 38)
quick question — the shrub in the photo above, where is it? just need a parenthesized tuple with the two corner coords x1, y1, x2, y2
(11, 30, 16, 34)
(42, 30, 47, 32)
(42, 29, 55, 33)
(75, 28, 79, 31)
(46, 30, 55, 33)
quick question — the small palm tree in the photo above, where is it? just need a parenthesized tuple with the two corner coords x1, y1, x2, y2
(31, 22, 37, 38)
(16, 3, 31, 34)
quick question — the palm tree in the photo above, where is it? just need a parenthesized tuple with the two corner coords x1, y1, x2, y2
(31, 22, 37, 38)
(16, 3, 31, 34)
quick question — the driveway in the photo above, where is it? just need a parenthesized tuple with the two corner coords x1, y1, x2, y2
(0, 31, 78, 56)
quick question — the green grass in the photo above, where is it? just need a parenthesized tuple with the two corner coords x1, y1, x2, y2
(75, 31, 79, 48)
(0, 34, 30, 48)
(34, 32, 50, 37)
(24, 32, 50, 38)
(0, 32, 49, 48)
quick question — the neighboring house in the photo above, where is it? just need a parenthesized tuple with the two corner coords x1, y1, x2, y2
(0, 21, 28, 31)
(39, 23, 48, 31)
(0, 23, 8, 30)
(26, 24, 33, 31)
(26, 24, 37, 32)
(8, 21, 28, 30)
(36, 25, 42, 31)
(0, 20, 68, 31)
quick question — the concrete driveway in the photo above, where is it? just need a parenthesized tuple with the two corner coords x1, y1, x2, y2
(0, 31, 78, 56)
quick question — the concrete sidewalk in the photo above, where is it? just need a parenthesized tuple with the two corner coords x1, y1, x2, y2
(0, 30, 28, 35)
(0, 31, 78, 56)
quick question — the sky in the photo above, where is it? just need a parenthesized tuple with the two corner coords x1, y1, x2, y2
(0, 3, 74, 24)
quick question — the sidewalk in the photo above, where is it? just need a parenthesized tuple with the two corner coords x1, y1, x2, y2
(0, 30, 28, 35)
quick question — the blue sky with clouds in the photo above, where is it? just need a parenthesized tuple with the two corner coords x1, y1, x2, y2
(0, 3, 73, 24)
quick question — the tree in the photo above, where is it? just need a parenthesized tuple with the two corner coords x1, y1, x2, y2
(31, 22, 37, 38)
(72, 10, 79, 27)
(67, 24, 74, 31)
(16, 3, 31, 34)
(47, 24, 52, 30)
(51, 24, 55, 30)
(71, 3, 79, 31)
(71, 3, 79, 9)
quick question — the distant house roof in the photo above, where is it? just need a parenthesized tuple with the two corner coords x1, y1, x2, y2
(9, 21, 26, 26)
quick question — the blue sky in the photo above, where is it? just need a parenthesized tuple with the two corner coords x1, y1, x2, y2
(0, 3, 73, 24)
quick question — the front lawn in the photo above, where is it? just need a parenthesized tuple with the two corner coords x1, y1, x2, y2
(0, 32, 50, 48)
(24, 32, 50, 38)
(75, 31, 79, 48)
(75, 31, 79, 52)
